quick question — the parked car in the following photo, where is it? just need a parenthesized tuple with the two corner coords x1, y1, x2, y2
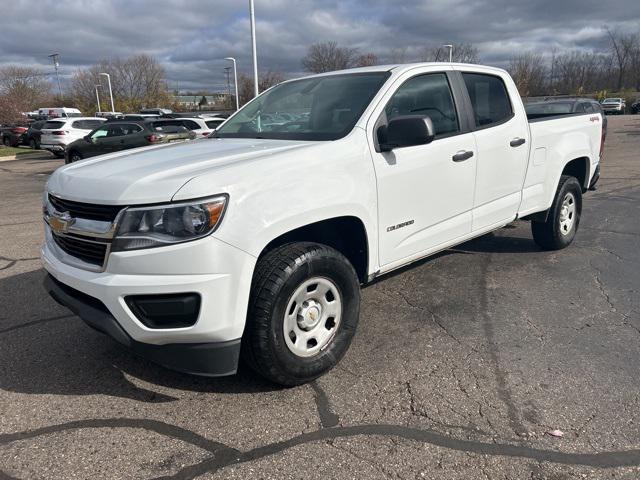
(40, 117, 106, 158)
(43, 63, 603, 385)
(22, 120, 47, 149)
(121, 114, 159, 121)
(140, 108, 173, 115)
(601, 97, 625, 115)
(65, 120, 197, 163)
(95, 111, 124, 118)
(203, 116, 226, 130)
(37, 107, 82, 118)
(525, 97, 607, 135)
(1, 125, 28, 147)
(630, 100, 640, 114)
(155, 117, 214, 137)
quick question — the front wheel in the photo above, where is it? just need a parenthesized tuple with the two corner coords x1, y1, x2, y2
(242, 242, 360, 386)
(531, 175, 582, 250)
(68, 151, 83, 163)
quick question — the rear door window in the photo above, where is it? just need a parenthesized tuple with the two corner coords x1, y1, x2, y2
(462, 73, 513, 128)
(72, 120, 104, 130)
(180, 120, 200, 130)
(205, 119, 224, 129)
(43, 121, 65, 130)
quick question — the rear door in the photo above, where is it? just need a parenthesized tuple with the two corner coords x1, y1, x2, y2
(369, 68, 477, 267)
(101, 123, 146, 152)
(459, 71, 530, 231)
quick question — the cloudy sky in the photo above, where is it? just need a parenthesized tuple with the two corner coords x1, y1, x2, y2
(2, 0, 639, 93)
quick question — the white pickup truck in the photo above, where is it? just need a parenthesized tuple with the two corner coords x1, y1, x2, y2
(42, 63, 603, 385)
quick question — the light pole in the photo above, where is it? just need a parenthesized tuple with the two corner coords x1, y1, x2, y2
(224, 57, 240, 110)
(95, 85, 102, 113)
(443, 44, 453, 63)
(249, 0, 259, 97)
(48, 53, 63, 98)
(99, 72, 115, 112)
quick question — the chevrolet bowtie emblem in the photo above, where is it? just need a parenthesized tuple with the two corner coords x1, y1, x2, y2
(49, 211, 76, 234)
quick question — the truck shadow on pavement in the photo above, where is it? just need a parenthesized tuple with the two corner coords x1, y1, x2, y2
(0, 269, 279, 403)
(0, 229, 545, 405)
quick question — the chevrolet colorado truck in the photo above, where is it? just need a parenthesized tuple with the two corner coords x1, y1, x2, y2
(42, 63, 603, 385)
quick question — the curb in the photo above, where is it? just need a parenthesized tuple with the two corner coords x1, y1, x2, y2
(0, 153, 56, 162)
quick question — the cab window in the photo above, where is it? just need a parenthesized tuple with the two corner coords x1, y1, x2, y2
(384, 73, 459, 137)
(462, 73, 513, 128)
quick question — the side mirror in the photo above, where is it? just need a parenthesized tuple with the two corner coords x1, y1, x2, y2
(379, 115, 435, 152)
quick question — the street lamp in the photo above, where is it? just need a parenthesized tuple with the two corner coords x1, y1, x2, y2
(224, 57, 240, 110)
(99, 73, 115, 113)
(95, 85, 102, 113)
(443, 44, 453, 63)
(249, 0, 259, 97)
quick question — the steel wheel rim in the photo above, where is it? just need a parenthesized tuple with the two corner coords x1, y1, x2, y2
(283, 277, 342, 358)
(559, 192, 576, 235)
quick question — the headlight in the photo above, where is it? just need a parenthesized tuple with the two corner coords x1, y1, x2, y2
(112, 195, 227, 251)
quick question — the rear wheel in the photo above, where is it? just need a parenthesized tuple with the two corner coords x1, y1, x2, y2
(2, 137, 10, 147)
(242, 242, 360, 386)
(531, 175, 582, 250)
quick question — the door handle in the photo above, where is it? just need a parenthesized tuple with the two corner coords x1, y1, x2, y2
(452, 150, 474, 162)
(510, 137, 526, 147)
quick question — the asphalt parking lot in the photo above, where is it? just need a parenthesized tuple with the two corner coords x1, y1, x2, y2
(0, 115, 639, 479)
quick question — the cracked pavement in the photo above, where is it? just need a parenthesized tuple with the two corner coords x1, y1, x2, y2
(1, 115, 639, 479)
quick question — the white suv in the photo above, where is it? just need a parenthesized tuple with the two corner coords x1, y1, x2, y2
(40, 118, 106, 158)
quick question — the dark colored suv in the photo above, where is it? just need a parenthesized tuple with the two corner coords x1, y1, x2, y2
(65, 120, 197, 163)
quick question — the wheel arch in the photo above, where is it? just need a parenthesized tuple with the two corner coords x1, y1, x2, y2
(255, 215, 370, 284)
(561, 156, 591, 192)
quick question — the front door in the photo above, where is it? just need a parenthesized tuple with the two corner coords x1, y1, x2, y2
(370, 71, 477, 267)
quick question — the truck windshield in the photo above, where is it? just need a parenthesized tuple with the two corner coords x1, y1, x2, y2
(215, 72, 390, 141)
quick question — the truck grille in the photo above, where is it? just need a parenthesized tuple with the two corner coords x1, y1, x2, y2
(49, 194, 123, 222)
(52, 233, 108, 267)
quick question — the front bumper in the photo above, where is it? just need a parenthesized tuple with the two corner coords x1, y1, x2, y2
(41, 230, 257, 376)
(44, 274, 241, 376)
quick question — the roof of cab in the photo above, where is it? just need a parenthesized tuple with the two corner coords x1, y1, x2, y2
(303, 62, 508, 78)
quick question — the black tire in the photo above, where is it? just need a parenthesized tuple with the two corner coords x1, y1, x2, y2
(531, 175, 582, 250)
(68, 150, 82, 163)
(2, 136, 10, 147)
(242, 242, 360, 386)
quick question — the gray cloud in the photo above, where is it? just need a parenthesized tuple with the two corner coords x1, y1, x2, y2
(1, 0, 638, 92)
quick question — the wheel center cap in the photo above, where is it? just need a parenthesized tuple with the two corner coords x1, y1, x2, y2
(298, 301, 322, 330)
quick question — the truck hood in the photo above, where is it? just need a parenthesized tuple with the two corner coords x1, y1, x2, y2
(46, 138, 312, 205)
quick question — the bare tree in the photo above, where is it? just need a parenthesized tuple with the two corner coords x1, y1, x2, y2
(390, 47, 408, 64)
(355, 53, 378, 67)
(508, 52, 548, 97)
(0, 66, 53, 120)
(237, 71, 286, 106)
(302, 41, 358, 73)
(71, 55, 171, 113)
(552, 51, 604, 94)
(605, 26, 638, 90)
(422, 43, 480, 63)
